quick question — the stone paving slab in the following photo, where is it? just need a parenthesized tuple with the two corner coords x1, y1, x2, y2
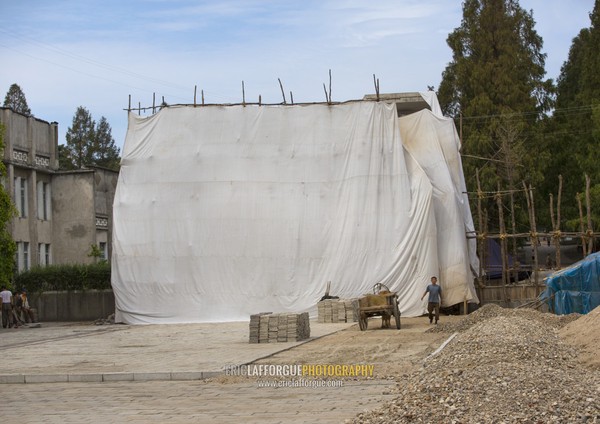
(0, 379, 396, 424)
(0, 320, 352, 383)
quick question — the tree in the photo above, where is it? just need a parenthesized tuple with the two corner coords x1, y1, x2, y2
(93, 116, 121, 170)
(437, 0, 554, 230)
(3, 83, 32, 116)
(0, 124, 17, 287)
(61, 107, 120, 170)
(543, 0, 600, 224)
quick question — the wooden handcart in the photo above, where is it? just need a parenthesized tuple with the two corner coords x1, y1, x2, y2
(355, 284, 401, 331)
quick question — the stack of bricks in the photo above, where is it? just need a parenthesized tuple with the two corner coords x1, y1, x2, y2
(317, 299, 358, 323)
(249, 312, 310, 343)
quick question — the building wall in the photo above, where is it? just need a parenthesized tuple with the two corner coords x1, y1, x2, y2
(1, 107, 58, 271)
(1, 107, 118, 269)
(51, 171, 97, 264)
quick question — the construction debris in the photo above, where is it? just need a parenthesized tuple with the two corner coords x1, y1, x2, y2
(351, 304, 600, 423)
(94, 313, 115, 325)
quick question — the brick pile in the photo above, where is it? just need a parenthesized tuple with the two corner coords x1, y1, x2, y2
(249, 312, 310, 343)
(317, 299, 358, 323)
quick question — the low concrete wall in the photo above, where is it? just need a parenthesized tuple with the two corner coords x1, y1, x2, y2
(28, 290, 115, 322)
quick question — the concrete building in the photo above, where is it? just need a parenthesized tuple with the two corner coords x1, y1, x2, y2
(0, 107, 117, 271)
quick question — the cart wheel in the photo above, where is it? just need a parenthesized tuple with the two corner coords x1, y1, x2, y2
(359, 314, 368, 331)
(393, 298, 401, 329)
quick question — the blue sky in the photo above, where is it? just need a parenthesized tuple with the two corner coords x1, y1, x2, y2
(0, 0, 595, 152)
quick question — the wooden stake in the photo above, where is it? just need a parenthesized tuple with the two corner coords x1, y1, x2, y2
(328, 69, 332, 103)
(278, 78, 286, 104)
(242, 81, 246, 106)
(152, 93, 156, 113)
(290, 91, 294, 105)
(202, 90, 205, 105)
(373, 74, 380, 101)
(323, 83, 328, 103)
(128, 95, 131, 111)
(259, 94, 262, 106)
(194, 85, 197, 106)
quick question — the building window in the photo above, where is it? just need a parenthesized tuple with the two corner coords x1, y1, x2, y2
(17, 241, 30, 272)
(99, 242, 107, 260)
(14, 177, 28, 218)
(38, 243, 52, 266)
(37, 181, 51, 220)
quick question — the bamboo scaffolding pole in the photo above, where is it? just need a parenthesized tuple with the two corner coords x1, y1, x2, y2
(523, 181, 539, 285)
(476, 169, 485, 288)
(495, 187, 509, 301)
(530, 183, 540, 286)
(554, 175, 563, 267)
(509, 184, 518, 282)
(585, 174, 594, 253)
(577, 192, 588, 257)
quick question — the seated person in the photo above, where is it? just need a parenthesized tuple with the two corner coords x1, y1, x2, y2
(17, 289, 35, 323)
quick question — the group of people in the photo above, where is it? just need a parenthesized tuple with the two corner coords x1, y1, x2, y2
(0, 286, 35, 329)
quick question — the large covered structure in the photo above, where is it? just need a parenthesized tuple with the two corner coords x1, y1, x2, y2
(112, 93, 479, 324)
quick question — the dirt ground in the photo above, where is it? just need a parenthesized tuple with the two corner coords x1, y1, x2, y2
(212, 315, 465, 383)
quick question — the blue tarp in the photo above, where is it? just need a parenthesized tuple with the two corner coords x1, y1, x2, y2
(541, 251, 600, 315)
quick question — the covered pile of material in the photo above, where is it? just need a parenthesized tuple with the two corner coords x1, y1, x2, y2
(112, 97, 479, 323)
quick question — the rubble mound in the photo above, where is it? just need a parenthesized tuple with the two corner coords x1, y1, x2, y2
(559, 305, 600, 369)
(352, 306, 600, 423)
(429, 303, 580, 333)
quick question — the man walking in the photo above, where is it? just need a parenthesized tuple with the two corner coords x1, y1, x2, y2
(420, 276, 442, 324)
(0, 286, 13, 328)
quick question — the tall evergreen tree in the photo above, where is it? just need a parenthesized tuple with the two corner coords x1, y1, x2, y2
(64, 106, 96, 169)
(3, 83, 32, 116)
(93, 116, 121, 170)
(438, 0, 554, 230)
(544, 0, 600, 228)
(61, 108, 121, 170)
(0, 124, 17, 286)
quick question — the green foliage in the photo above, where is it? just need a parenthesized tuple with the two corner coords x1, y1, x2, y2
(0, 124, 17, 287)
(541, 0, 600, 221)
(3, 83, 31, 116)
(13, 263, 111, 293)
(438, 0, 554, 232)
(93, 116, 121, 170)
(61, 107, 120, 171)
(87, 244, 107, 263)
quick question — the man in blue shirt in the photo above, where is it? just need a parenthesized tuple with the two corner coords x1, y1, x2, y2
(420, 276, 442, 324)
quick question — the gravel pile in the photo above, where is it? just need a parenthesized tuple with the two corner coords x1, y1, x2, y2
(429, 303, 580, 333)
(352, 306, 600, 423)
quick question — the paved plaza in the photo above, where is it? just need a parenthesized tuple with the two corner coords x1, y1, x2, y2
(0, 320, 397, 423)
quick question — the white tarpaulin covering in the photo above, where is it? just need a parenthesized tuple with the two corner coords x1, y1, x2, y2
(112, 99, 479, 324)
